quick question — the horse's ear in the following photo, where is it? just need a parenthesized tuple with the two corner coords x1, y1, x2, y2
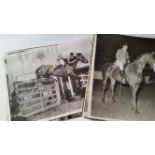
(152, 51, 155, 55)
(151, 51, 155, 59)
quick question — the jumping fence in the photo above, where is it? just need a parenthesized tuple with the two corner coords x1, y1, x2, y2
(14, 77, 61, 117)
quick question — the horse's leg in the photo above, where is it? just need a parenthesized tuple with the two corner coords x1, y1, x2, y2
(63, 80, 72, 102)
(102, 74, 108, 103)
(69, 72, 80, 78)
(110, 77, 116, 104)
(131, 84, 140, 114)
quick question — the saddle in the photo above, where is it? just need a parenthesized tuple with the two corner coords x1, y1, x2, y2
(111, 63, 126, 84)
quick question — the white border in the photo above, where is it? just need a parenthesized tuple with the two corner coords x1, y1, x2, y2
(0, 1, 155, 155)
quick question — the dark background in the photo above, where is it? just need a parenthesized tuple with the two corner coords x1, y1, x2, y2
(92, 35, 155, 120)
(95, 34, 155, 71)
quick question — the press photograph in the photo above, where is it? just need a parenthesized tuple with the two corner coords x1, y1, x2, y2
(5, 38, 93, 121)
(84, 34, 155, 120)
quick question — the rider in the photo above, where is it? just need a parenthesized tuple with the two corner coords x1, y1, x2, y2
(68, 52, 76, 66)
(54, 54, 66, 71)
(115, 43, 130, 83)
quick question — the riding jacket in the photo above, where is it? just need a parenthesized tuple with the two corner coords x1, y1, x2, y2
(116, 48, 129, 64)
(115, 48, 130, 70)
(68, 56, 76, 66)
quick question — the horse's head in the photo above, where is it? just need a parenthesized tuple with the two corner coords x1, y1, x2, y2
(147, 52, 155, 72)
(76, 53, 88, 64)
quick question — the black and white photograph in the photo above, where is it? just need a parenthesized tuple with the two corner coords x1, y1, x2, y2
(5, 37, 93, 121)
(83, 34, 155, 120)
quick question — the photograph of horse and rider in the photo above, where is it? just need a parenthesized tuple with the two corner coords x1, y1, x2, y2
(5, 38, 92, 121)
(89, 34, 155, 120)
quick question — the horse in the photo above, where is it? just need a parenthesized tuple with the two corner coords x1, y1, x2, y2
(35, 53, 88, 79)
(35, 53, 88, 102)
(101, 52, 155, 114)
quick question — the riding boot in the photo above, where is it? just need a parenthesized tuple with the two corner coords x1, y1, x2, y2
(120, 70, 126, 83)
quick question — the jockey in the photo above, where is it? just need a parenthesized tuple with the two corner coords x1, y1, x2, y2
(115, 44, 130, 83)
(68, 52, 76, 66)
(54, 54, 66, 71)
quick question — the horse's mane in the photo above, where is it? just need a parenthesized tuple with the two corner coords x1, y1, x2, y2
(133, 53, 144, 61)
(133, 53, 151, 61)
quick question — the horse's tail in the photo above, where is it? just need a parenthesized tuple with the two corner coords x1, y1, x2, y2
(35, 66, 42, 79)
(101, 62, 114, 79)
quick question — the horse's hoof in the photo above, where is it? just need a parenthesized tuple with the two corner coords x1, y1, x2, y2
(101, 98, 105, 103)
(101, 101, 104, 104)
(135, 110, 140, 115)
(131, 106, 134, 110)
